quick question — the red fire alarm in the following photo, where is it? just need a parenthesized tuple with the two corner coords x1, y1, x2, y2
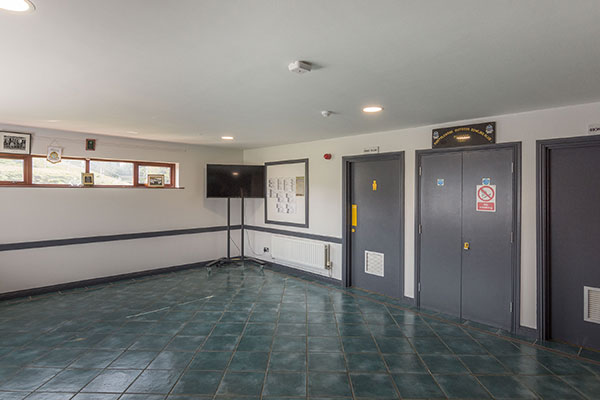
(323, 153, 332, 160)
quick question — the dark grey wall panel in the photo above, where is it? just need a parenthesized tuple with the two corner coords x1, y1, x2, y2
(548, 145, 600, 349)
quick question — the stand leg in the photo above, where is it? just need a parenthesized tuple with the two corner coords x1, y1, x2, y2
(241, 195, 245, 263)
(227, 198, 231, 260)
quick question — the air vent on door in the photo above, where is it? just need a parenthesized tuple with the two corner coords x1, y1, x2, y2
(364, 251, 384, 277)
(584, 286, 600, 324)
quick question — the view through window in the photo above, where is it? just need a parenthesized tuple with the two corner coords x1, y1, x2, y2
(90, 161, 134, 186)
(32, 157, 86, 185)
(0, 158, 25, 182)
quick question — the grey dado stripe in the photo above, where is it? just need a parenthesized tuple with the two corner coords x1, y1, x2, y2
(0, 225, 241, 252)
(244, 225, 342, 244)
(0, 223, 341, 253)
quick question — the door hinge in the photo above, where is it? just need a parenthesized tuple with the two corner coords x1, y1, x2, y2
(510, 231, 514, 243)
(510, 302, 513, 313)
(419, 166, 422, 176)
(418, 224, 422, 234)
(418, 282, 421, 292)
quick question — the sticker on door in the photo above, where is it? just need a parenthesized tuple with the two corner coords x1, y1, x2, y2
(476, 184, 496, 212)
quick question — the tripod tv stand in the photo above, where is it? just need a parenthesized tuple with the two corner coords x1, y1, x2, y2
(206, 195, 266, 269)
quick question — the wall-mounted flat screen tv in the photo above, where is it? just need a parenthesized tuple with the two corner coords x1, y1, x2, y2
(206, 164, 265, 198)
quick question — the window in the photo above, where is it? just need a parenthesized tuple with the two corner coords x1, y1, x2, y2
(0, 156, 25, 183)
(138, 164, 173, 186)
(32, 157, 86, 185)
(90, 160, 134, 186)
(0, 155, 177, 188)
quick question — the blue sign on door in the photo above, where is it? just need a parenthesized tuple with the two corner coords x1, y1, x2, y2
(437, 178, 445, 186)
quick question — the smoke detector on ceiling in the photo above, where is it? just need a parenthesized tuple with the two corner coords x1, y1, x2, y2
(288, 60, 312, 74)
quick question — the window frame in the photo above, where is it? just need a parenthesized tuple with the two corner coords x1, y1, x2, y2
(136, 161, 176, 188)
(0, 154, 30, 185)
(0, 154, 176, 188)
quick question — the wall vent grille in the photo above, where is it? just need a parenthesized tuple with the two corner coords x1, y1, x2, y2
(364, 251, 384, 277)
(584, 286, 600, 324)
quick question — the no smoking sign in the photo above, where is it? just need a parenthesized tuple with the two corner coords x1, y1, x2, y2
(476, 185, 496, 212)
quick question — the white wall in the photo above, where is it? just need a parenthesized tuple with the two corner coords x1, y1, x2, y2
(243, 101, 600, 329)
(0, 124, 243, 293)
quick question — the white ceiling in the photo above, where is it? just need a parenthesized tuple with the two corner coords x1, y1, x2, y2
(1, 0, 600, 148)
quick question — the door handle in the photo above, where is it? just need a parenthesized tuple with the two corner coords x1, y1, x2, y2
(463, 242, 470, 250)
(352, 204, 358, 227)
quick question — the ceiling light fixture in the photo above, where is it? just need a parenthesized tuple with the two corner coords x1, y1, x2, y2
(221, 136, 234, 140)
(363, 106, 383, 113)
(0, 0, 35, 13)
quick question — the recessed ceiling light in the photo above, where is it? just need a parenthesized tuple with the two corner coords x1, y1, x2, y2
(0, 0, 35, 13)
(45, 119, 60, 123)
(221, 136, 234, 140)
(126, 131, 139, 134)
(363, 106, 383, 113)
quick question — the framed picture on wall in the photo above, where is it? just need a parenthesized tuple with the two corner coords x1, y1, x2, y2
(81, 172, 94, 186)
(1, 131, 31, 155)
(265, 158, 309, 228)
(147, 174, 165, 188)
(86, 138, 96, 151)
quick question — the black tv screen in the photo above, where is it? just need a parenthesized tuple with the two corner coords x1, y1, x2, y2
(206, 164, 265, 198)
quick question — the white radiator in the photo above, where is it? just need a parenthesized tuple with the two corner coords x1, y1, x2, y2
(271, 235, 331, 270)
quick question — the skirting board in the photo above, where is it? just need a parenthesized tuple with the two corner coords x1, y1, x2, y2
(0, 259, 340, 302)
(0, 260, 210, 302)
(264, 261, 342, 286)
(403, 295, 416, 306)
(517, 325, 538, 340)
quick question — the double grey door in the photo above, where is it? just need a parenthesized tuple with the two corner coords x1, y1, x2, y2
(348, 154, 403, 299)
(418, 147, 515, 331)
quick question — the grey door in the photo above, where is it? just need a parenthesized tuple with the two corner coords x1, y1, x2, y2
(419, 152, 462, 316)
(350, 156, 402, 298)
(461, 149, 513, 330)
(548, 145, 600, 349)
(419, 147, 514, 331)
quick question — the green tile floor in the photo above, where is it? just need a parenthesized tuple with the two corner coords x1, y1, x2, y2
(1, 264, 600, 399)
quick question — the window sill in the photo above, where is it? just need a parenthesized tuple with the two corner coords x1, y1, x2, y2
(0, 184, 185, 189)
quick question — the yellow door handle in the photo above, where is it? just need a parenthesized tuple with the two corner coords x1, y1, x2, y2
(464, 242, 470, 250)
(352, 204, 357, 227)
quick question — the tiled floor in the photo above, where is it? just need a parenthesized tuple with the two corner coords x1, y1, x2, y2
(1, 264, 600, 399)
